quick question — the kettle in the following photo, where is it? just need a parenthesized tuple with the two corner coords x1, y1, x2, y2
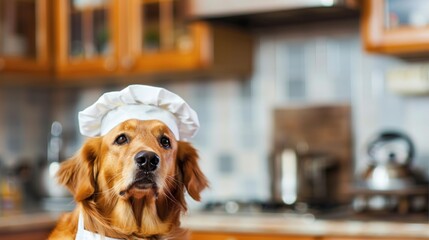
(362, 130, 421, 190)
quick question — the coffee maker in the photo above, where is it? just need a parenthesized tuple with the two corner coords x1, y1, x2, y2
(270, 104, 352, 208)
(271, 142, 338, 207)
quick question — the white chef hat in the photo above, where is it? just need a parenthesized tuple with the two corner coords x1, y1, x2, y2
(78, 85, 199, 141)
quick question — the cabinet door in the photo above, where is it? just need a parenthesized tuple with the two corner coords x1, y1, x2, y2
(325, 238, 423, 240)
(54, 0, 120, 77)
(0, 0, 50, 74)
(191, 231, 315, 240)
(362, 0, 429, 55)
(0, 226, 53, 240)
(127, 0, 209, 73)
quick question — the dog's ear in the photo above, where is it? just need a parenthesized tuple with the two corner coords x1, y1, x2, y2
(57, 137, 101, 202)
(177, 141, 209, 201)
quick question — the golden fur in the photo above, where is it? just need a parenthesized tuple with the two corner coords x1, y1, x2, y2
(49, 119, 208, 240)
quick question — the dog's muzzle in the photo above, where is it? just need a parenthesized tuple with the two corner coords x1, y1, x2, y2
(131, 151, 159, 190)
(134, 151, 160, 172)
(119, 151, 161, 197)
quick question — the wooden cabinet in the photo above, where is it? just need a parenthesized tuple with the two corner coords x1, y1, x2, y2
(191, 231, 315, 240)
(54, 0, 121, 77)
(191, 233, 424, 240)
(0, 0, 252, 79)
(362, 0, 429, 55)
(0, 226, 53, 240)
(191, 233, 426, 240)
(127, 0, 208, 74)
(0, 0, 51, 74)
(53, 0, 251, 78)
(325, 237, 425, 240)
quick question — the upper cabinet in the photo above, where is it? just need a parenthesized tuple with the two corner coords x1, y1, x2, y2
(0, 0, 253, 79)
(362, 0, 429, 55)
(127, 0, 253, 76)
(127, 0, 207, 73)
(0, 0, 51, 74)
(54, 0, 120, 76)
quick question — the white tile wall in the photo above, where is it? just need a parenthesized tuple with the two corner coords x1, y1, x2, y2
(0, 87, 51, 167)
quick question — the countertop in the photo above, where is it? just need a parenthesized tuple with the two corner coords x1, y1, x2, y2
(182, 212, 429, 239)
(1, 211, 429, 239)
(0, 211, 60, 232)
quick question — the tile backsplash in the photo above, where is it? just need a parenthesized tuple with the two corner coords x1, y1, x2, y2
(1, 20, 429, 206)
(0, 87, 51, 167)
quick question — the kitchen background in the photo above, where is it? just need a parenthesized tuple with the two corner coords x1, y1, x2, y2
(1, 0, 429, 239)
(1, 20, 427, 202)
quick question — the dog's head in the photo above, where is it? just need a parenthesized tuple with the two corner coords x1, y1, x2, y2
(57, 119, 208, 221)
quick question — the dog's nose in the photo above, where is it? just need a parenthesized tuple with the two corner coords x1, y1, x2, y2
(134, 151, 160, 172)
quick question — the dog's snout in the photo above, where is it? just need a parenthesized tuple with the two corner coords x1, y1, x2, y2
(134, 151, 160, 172)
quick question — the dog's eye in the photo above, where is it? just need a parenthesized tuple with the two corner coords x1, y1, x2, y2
(114, 134, 129, 145)
(160, 136, 171, 149)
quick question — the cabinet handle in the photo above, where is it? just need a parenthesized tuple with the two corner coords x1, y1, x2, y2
(104, 58, 117, 71)
(225, 238, 237, 240)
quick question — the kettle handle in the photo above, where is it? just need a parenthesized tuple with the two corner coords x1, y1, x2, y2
(367, 130, 414, 165)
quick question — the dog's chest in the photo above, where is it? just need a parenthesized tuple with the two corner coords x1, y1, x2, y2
(77, 213, 160, 240)
(139, 205, 170, 235)
(111, 200, 171, 237)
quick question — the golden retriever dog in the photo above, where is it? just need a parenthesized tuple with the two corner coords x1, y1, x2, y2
(49, 119, 208, 240)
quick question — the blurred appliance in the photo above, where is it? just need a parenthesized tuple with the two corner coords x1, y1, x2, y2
(353, 130, 428, 214)
(271, 104, 352, 208)
(188, 0, 360, 27)
(387, 64, 429, 95)
(362, 131, 420, 190)
(39, 121, 73, 211)
(271, 148, 338, 207)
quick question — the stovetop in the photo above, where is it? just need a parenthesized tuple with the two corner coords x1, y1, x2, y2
(202, 200, 332, 220)
(200, 200, 429, 223)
